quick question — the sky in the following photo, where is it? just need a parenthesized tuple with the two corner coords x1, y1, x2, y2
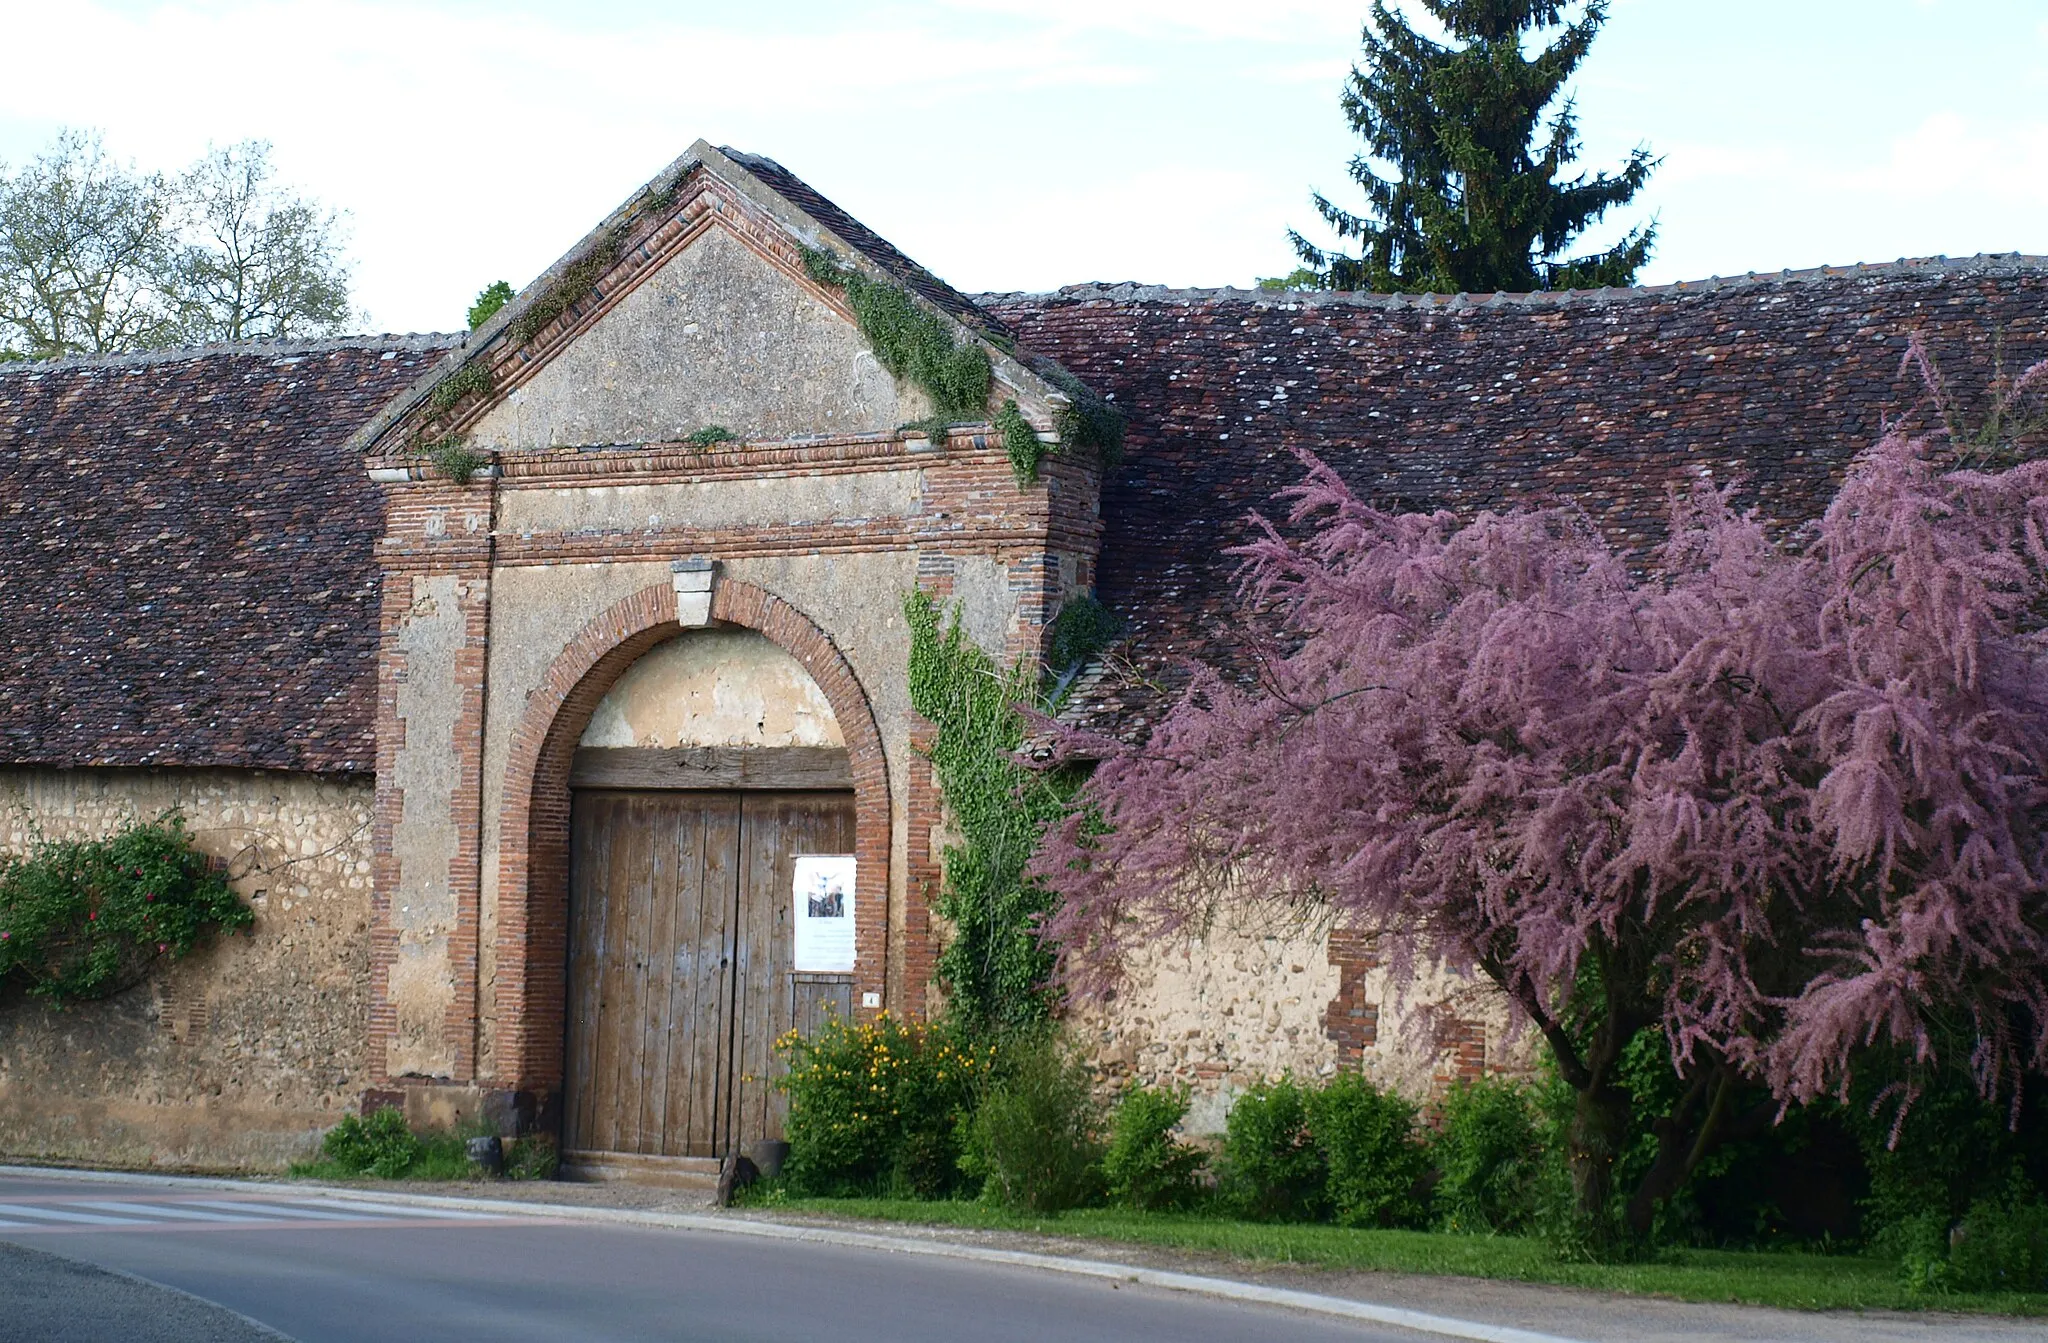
(0, 0, 2042, 335)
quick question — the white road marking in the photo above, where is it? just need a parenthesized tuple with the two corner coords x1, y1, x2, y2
(0, 1203, 150, 1226)
(73, 1201, 273, 1223)
(317, 1201, 505, 1221)
(178, 1200, 387, 1223)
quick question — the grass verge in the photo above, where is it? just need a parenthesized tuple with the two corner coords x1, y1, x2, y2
(287, 1129, 477, 1183)
(746, 1196, 2048, 1315)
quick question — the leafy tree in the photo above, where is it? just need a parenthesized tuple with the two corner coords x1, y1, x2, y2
(468, 280, 515, 330)
(170, 141, 353, 344)
(0, 130, 353, 359)
(1292, 1, 1658, 293)
(1038, 351, 2048, 1247)
(0, 130, 179, 359)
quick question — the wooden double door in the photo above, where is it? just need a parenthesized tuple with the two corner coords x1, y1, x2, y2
(563, 788, 855, 1159)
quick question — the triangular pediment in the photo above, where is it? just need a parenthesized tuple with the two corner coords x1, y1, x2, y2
(352, 142, 1076, 460)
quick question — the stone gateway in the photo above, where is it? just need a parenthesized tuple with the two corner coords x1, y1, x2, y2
(2, 140, 2044, 1171)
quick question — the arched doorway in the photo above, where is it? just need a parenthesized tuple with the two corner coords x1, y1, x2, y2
(560, 628, 856, 1164)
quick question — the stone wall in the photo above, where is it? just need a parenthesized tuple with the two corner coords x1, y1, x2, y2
(1079, 907, 1527, 1134)
(0, 767, 372, 1170)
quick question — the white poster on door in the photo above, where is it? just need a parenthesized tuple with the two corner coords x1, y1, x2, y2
(792, 854, 857, 972)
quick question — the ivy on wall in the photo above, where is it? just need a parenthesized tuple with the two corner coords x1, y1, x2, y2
(801, 246, 993, 424)
(801, 244, 1128, 485)
(0, 812, 252, 1004)
(905, 591, 1121, 1036)
(993, 400, 1045, 485)
(423, 437, 488, 484)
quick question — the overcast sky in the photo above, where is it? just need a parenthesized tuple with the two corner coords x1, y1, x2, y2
(1, 0, 2041, 335)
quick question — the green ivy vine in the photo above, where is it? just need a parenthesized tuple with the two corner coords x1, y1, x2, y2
(0, 812, 253, 1004)
(427, 360, 495, 416)
(993, 400, 1045, 485)
(905, 590, 1121, 1037)
(801, 246, 992, 424)
(423, 436, 488, 484)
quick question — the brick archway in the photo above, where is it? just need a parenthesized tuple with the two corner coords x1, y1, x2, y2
(491, 576, 891, 1095)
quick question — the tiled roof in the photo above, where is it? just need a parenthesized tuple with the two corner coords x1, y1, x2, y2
(980, 255, 2048, 739)
(0, 335, 457, 772)
(720, 148, 1012, 340)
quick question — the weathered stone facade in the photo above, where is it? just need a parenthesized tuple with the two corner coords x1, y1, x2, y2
(354, 144, 1100, 1137)
(0, 768, 372, 1168)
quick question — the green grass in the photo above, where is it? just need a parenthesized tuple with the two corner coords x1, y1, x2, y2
(288, 1129, 478, 1183)
(745, 1196, 2048, 1315)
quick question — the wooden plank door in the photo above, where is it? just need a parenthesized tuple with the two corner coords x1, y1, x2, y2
(564, 787, 854, 1159)
(729, 791, 857, 1149)
(564, 790, 740, 1158)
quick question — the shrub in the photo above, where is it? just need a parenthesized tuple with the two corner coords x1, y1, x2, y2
(1220, 1078, 1328, 1221)
(1307, 1072, 1431, 1228)
(504, 1133, 559, 1182)
(1103, 1084, 1207, 1211)
(1433, 1076, 1542, 1234)
(0, 811, 251, 1003)
(964, 1033, 1103, 1212)
(426, 438, 488, 484)
(776, 1012, 987, 1197)
(1896, 1176, 2048, 1294)
(1950, 1182, 2048, 1292)
(321, 1107, 419, 1179)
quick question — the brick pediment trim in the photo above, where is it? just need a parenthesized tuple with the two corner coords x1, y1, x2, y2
(491, 577, 891, 1092)
(369, 174, 838, 456)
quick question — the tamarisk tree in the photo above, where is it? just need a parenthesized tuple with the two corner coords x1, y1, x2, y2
(1037, 356, 2048, 1241)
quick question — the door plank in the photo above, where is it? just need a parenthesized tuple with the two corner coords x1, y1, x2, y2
(564, 792, 611, 1154)
(700, 796, 742, 1157)
(638, 797, 682, 1153)
(732, 792, 857, 1148)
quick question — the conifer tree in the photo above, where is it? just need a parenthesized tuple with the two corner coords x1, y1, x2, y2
(1293, 1, 1658, 294)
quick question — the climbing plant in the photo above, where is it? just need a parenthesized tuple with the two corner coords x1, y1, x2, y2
(801, 247, 992, 424)
(993, 400, 1044, 485)
(422, 436, 488, 484)
(1035, 363, 1126, 469)
(0, 812, 253, 1004)
(426, 360, 494, 416)
(905, 590, 1119, 1037)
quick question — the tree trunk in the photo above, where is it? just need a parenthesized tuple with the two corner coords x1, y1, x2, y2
(1566, 1076, 1635, 1236)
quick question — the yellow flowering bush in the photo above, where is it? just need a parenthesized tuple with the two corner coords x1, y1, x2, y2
(775, 1012, 992, 1197)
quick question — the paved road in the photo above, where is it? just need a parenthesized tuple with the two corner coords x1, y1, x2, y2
(0, 1172, 1443, 1342)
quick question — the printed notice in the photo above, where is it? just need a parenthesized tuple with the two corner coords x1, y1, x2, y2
(792, 854, 857, 972)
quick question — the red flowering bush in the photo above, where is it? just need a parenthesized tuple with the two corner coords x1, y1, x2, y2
(0, 811, 252, 1002)
(1038, 350, 2048, 1242)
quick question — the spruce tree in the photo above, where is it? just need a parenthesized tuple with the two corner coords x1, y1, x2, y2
(1292, 1, 1658, 294)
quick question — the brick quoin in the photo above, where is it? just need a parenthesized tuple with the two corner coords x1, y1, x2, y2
(1323, 927, 1382, 1067)
(491, 577, 893, 1096)
(367, 479, 495, 1092)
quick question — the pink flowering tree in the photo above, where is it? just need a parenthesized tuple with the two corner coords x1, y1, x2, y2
(1036, 359, 2048, 1239)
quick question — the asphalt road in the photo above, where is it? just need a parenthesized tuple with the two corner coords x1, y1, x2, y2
(0, 1172, 1436, 1343)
